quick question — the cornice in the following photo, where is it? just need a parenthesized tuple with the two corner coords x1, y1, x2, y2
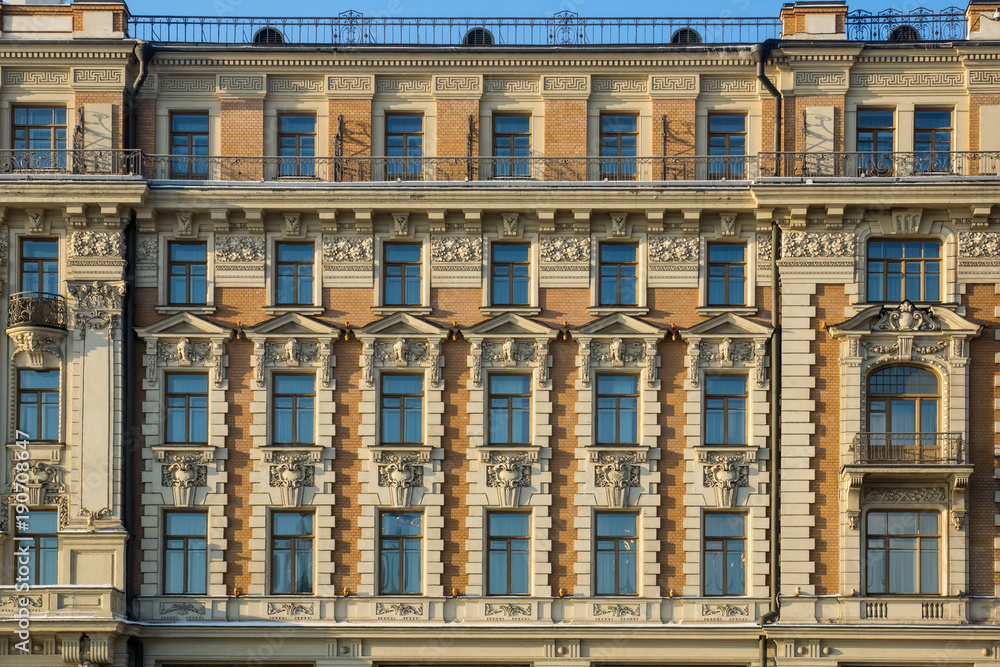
(854, 54, 961, 63)
(150, 56, 757, 69)
(0, 50, 133, 61)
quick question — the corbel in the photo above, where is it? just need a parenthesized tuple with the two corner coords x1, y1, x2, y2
(283, 211, 302, 237)
(427, 210, 446, 235)
(463, 209, 482, 235)
(175, 210, 194, 237)
(135, 207, 156, 234)
(719, 212, 737, 237)
(537, 209, 556, 233)
(26, 209, 47, 234)
(825, 205, 844, 230)
(609, 212, 627, 237)
(501, 212, 519, 238)
(788, 205, 808, 229)
(318, 209, 338, 232)
(972, 204, 992, 229)
(210, 208, 230, 233)
(98, 203, 122, 227)
(391, 212, 410, 237)
(682, 209, 701, 235)
(572, 209, 591, 235)
(243, 208, 265, 234)
(65, 204, 87, 229)
(645, 209, 665, 234)
(754, 208, 773, 233)
(354, 209, 373, 235)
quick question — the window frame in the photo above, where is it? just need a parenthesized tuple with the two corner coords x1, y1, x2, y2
(382, 241, 423, 308)
(276, 113, 317, 178)
(704, 374, 748, 446)
(270, 510, 315, 595)
(865, 239, 942, 303)
(168, 111, 210, 179)
(487, 372, 533, 446)
(856, 107, 896, 176)
(598, 241, 639, 307)
(702, 511, 747, 597)
(271, 373, 316, 446)
(385, 112, 424, 181)
(12, 106, 67, 169)
(164, 372, 210, 445)
(166, 241, 209, 306)
(492, 113, 532, 179)
(486, 511, 531, 596)
(707, 113, 747, 180)
(20, 237, 60, 295)
(163, 510, 208, 596)
(274, 241, 316, 306)
(15, 509, 59, 585)
(913, 108, 952, 173)
(594, 511, 639, 596)
(599, 112, 639, 181)
(380, 373, 424, 445)
(706, 242, 747, 307)
(17, 368, 60, 442)
(379, 510, 423, 595)
(595, 373, 640, 446)
(864, 509, 940, 596)
(490, 242, 531, 308)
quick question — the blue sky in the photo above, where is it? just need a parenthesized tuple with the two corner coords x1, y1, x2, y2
(123, 0, 958, 19)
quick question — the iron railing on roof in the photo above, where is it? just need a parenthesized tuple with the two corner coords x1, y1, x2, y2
(126, 11, 782, 45)
(758, 151, 1000, 178)
(0, 149, 142, 176)
(845, 6, 967, 41)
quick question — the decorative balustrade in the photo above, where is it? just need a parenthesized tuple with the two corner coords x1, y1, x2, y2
(0, 150, 142, 176)
(845, 6, 967, 41)
(8, 292, 69, 330)
(758, 151, 1000, 178)
(127, 12, 782, 45)
(851, 432, 965, 465)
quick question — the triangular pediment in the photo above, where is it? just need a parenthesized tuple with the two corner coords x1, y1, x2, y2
(135, 312, 231, 340)
(681, 312, 773, 340)
(466, 312, 559, 339)
(829, 301, 982, 338)
(355, 312, 449, 338)
(244, 312, 339, 338)
(573, 313, 665, 338)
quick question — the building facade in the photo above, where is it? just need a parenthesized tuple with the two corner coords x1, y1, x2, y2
(0, 0, 999, 666)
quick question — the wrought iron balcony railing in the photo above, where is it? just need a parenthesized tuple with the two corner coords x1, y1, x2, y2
(143, 154, 759, 182)
(851, 432, 966, 466)
(0, 150, 143, 176)
(127, 12, 782, 45)
(7, 292, 68, 330)
(758, 151, 1000, 178)
(845, 6, 967, 41)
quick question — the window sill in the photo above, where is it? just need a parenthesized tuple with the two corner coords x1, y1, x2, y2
(587, 306, 648, 317)
(262, 306, 325, 316)
(696, 306, 756, 317)
(155, 305, 216, 315)
(480, 306, 541, 317)
(371, 306, 432, 316)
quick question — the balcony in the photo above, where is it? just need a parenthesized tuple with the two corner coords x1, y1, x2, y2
(0, 149, 142, 177)
(758, 151, 1000, 179)
(851, 432, 966, 466)
(8, 292, 68, 330)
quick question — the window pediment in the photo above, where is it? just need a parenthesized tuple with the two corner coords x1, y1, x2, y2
(355, 312, 449, 388)
(136, 312, 232, 389)
(830, 300, 982, 339)
(465, 313, 558, 388)
(572, 313, 665, 389)
(244, 312, 338, 388)
(680, 312, 773, 389)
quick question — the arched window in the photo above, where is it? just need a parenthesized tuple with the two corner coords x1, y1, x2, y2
(888, 25, 921, 42)
(866, 365, 940, 462)
(463, 28, 494, 45)
(670, 28, 702, 44)
(253, 27, 285, 44)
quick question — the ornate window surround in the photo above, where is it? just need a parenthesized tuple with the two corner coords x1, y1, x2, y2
(588, 219, 649, 315)
(155, 233, 217, 315)
(481, 219, 541, 316)
(372, 97, 436, 159)
(680, 312, 773, 598)
(354, 312, 449, 597)
(372, 224, 432, 315)
(462, 312, 558, 597)
(570, 313, 664, 597)
(263, 230, 324, 315)
(135, 312, 232, 597)
(243, 312, 339, 596)
(828, 300, 980, 597)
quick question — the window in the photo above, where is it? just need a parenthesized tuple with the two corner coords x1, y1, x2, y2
(599, 243, 638, 306)
(867, 240, 940, 302)
(15, 510, 58, 585)
(166, 374, 209, 444)
(707, 244, 746, 306)
(596, 375, 638, 445)
(381, 375, 423, 444)
(595, 512, 637, 595)
(705, 375, 747, 446)
(488, 375, 531, 445)
(169, 112, 209, 179)
(704, 513, 746, 596)
(167, 242, 208, 305)
(17, 369, 59, 441)
(914, 109, 952, 173)
(857, 109, 895, 176)
(21, 239, 59, 294)
(487, 513, 530, 595)
(493, 115, 531, 178)
(275, 242, 314, 306)
(380, 512, 422, 595)
(13, 107, 67, 169)
(600, 113, 638, 180)
(384, 243, 421, 306)
(708, 114, 746, 179)
(866, 366, 940, 462)
(273, 374, 315, 445)
(164, 511, 207, 595)
(866, 511, 939, 595)
(386, 114, 423, 181)
(271, 512, 314, 595)
(491, 243, 530, 307)
(278, 114, 316, 177)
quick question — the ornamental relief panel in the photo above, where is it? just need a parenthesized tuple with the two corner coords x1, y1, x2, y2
(591, 450, 642, 508)
(470, 338, 550, 389)
(483, 450, 534, 508)
(252, 338, 333, 388)
(375, 450, 426, 508)
(578, 338, 658, 389)
(268, 451, 316, 508)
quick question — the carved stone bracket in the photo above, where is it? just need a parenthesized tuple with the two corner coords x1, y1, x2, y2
(375, 450, 426, 508)
(9, 330, 65, 368)
(268, 451, 316, 508)
(591, 450, 642, 508)
(700, 451, 751, 508)
(17, 461, 65, 506)
(69, 281, 126, 338)
(483, 450, 534, 507)
(160, 452, 208, 507)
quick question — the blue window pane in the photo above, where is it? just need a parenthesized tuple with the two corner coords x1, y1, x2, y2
(386, 243, 421, 262)
(706, 513, 745, 538)
(494, 116, 530, 133)
(596, 513, 636, 537)
(706, 375, 746, 395)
